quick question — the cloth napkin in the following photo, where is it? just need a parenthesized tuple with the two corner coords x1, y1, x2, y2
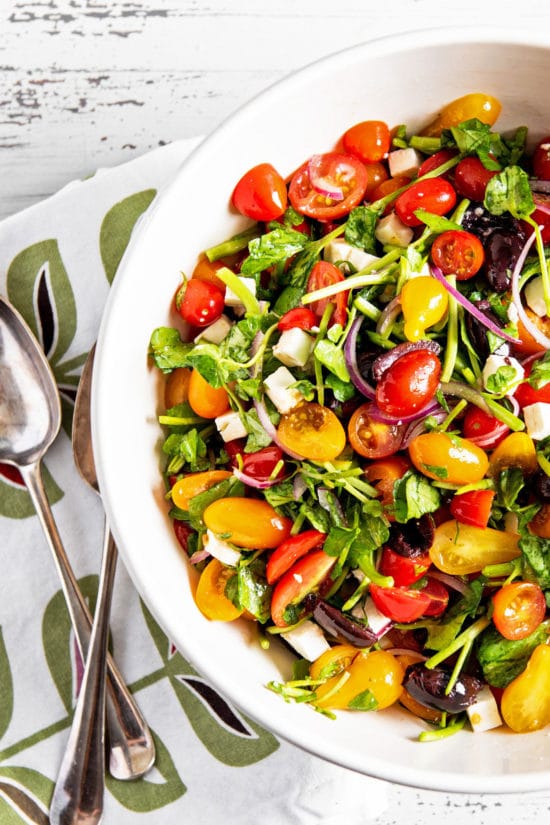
(0, 138, 390, 824)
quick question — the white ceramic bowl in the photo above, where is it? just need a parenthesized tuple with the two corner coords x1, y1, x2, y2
(94, 27, 550, 794)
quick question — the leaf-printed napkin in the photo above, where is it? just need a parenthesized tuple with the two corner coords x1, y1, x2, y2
(0, 138, 389, 824)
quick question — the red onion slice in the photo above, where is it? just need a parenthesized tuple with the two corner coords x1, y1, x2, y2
(428, 570, 469, 596)
(376, 295, 402, 337)
(401, 409, 447, 447)
(533, 194, 550, 214)
(308, 154, 345, 201)
(368, 399, 441, 426)
(510, 233, 550, 349)
(343, 315, 376, 400)
(530, 179, 550, 195)
(189, 548, 211, 565)
(232, 467, 283, 489)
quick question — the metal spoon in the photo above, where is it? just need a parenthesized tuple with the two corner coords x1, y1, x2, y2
(0, 298, 155, 784)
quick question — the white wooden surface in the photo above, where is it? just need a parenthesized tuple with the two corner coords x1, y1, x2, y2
(2, 0, 550, 821)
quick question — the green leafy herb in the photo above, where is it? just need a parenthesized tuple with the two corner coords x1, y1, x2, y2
(314, 339, 351, 383)
(149, 327, 193, 372)
(241, 227, 309, 276)
(392, 471, 441, 523)
(325, 373, 357, 402)
(413, 209, 462, 234)
(187, 477, 245, 531)
(344, 205, 382, 255)
(484, 165, 535, 220)
(236, 560, 272, 623)
(347, 689, 378, 711)
(519, 534, 550, 591)
(163, 429, 209, 474)
(477, 621, 550, 688)
(242, 408, 274, 453)
(528, 351, 550, 389)
(485, 364, 521, 395)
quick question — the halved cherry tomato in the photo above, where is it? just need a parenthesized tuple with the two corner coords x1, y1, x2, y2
(277, 402, 346, 462)
(379, 547, 431, 586)
(348, 403, 405, 459)
(528, 503, 550, 539)
(462, 405, 509, 448)
(375, 349, 441, 419)
(266, 529, 327, 585)
(232, 162, 287, 221)
(306, 260, 349, 327)
(450, 489, 495, 529)
(422, 577, 449, 617)
(203, 497, 292, 549)
(454, 156, 499, 201)
(420, 93, 502, 138)
(164, 367, 191, 409)
(515, 358, 550, 407)
(532, 135, 550, 181)
(240, 445, 285, 481)
(430, 230, 485, 280)
(277, 306, 317, 331)
(363, 455, 411, 509)
(514, 308, 550, 355)
(429, 520, 520, 575)
(488, 432, 538, 479)
(313, 649, 404, 711)
(492, 582, 546, 641)
(363, 162, 389, 198)
(188, 369, 230, 418)
(173, 520, 195, 554)
(408, 432, 489, 485)
(417, 148, 458, 178)
(171, 470, 233, 511)
(192, 255, 229, 291)
(271, 549, 336, 627)
(369, 583, 431, 623)
(309, 644, 357, 681)
(342, 120, 391, 163)
(394, 177, 457, 227)
(195, 558, 243, 621)
(501, 644, 550, 732)
(288, 152, 368, 221)
(177, 278, 225, 327)
(530, 194, 550, 243)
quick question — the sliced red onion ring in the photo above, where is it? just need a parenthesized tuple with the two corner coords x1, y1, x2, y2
(384, 648, 428, 661)
(308, 154, 345, 201)
(253, 397, 305, 461)
(371, 339, 442, 382)
(510, 233, 550, 349)
(401, 409, 447, 447)
(232, 467, 283, 489)
(530, 179, 550, 195)
(428, 570, 469, 596)
(466, 396, 518, 449)
(376, 295, 402, 337)
(293, 474, 307, 500)
(189, 548, 211, 565)
(430, 263, 521, 345)
(343, 315, 376, 400)
(368, 399, 441, 426)
(533, 194, 550, 214)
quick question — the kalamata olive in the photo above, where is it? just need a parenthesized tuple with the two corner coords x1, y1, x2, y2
(357, 347, 385, 383)
(484, 228, 528, 292)
(404, 662, 483, 712)
(465, 299, 510, 360)
(388, 514, 435, 559)
(371, 340, 442, 382)
(462, 203, 520, 242)
(312, 599, 379, 648)
(532, 469, 550, 503)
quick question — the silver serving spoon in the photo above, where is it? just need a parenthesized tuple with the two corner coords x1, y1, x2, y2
(50, 345, 155, 825)
(0, 298, 155, 786)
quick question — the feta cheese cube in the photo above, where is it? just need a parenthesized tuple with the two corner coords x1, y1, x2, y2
(481, 354, 524, 395)
(263, 366, 303, 414)
(466, 685, 503, 733)
(281, 620, 330, 661)
(525, 276, 547, 318)
(203, 529, 241, 566)
(323, 239, 380, 272)
(194, 314, 232, 344)
(224, 276, 257, 308)
(363, 596, 392, 637)
(524, 401, 550, 440)
(375, 212, 414, 248)
(272, 327, 314, 368)
(215, 410, 248, 442)
(388, 147, 423, 178)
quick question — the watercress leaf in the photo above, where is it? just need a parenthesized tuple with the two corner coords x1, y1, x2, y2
(187, 477, 245, 530)
(485, 364, 520, 395)
(242, 408, 273, 453)
(186, 343, 223, 387)
(162, 429, 209, 474)
(519, 533, 550, 590)
(477, 621, 550, 688)
(272, 284, 306, 316)
(241, 227, 309, 276)
(413, 209, 462, 234)
(348, 516, 390, 563)
(424, 579, 484, 651)
(301, 502, 331, 533)
(344, 205, 381, 255)
(149, 327, 193, 372)
(392, 471, 441, 523)
(496, 467, 526, 511)
(448, 118, 493, 155)
(484, 165, 535, 220)
(237, 560, 272, 623)
(263, 479, 298, 509)
(326, 373, 357, 402)
(529, 351, 550, 388)
(314, 339, 351, 383)
(347, 689, 378, 711)
(323, 525, 359, 558)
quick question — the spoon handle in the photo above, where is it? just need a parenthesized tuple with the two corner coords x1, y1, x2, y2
(20, 461, 155, 781)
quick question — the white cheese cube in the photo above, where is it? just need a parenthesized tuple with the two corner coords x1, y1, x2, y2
(362, 595, 392, 637)
(215, 411, 248, 442)
(388, 147, 423, 178)
(525, 276, 548, 318)
(203, 529, 241, 566)
(466, 685, 503, 733)
(481, 354, 524, 395)
(194, 314, 232, 344)
(272, 327, 314, 368)
(524, 402, 550, 440)
(281, 620, 330, 661)
(375, 212, 414, 248)
(323, 239, 380, 272)
(224, 276, 257, 308)
(263, 366, 303, 414)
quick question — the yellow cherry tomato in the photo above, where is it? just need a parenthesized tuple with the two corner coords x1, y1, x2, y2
(408, 432, 489, 485)
(171, 470, 232, 511)
(203, 497, 292, 549)
(420, 93, 502, 138)
(400, 276, 449, 342)
(194, 558, 243, 621)
(429, 519, 521, 575)
(309, 644, 358, 681)
(501, 645, 550, 733)
(277, 402, 346, 462)
(188, 369, 230, 418)
(164, 367, 191, 409)
(489, 432, 538, 479)
(314, 650, 404, 711)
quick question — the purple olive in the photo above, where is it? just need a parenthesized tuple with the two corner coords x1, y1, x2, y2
(462, 203, 520, 242)
(484, 228, 527, 292)
(404, 663, 483, 713)
(388, 514, 435, 559)
(465, 299, 510, 360)
(533, 469, 550, 503)
(312, 599, 379, 648)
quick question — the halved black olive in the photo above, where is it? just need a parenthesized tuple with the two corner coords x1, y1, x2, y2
(404, 662, 482, 713)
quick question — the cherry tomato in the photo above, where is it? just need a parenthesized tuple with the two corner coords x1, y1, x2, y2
(192, 255, 230, 291)
(420, 93, 502, 138)
(501, 644, 550, 732)
(532, 135, 550, 181)
(462, 405, 509, 448)
(531, 194, 550, 244)
(194, 558, 243, 621)
(270, 549, 336, 627)
(417, 148, 458, 178)
(422, 577, 449, 617)
(342, 120, 391, 163)
(309, 644, 357, 681)
(363, 162, 389, 199)
(277, 402, 347, 462)
(450, 489, 495, 529)
(429, 520, 520, 575)
(240, 445, 285, 481)
(203, 497, 292, 549)
(408, 432, 489, 485)
(313, 649, 404, 711)
(173, 520, 195, 554)
(454, 156, 499, 201)
(306, 261, 349, 327)
(277, 306, 317, 331)
(177, 278, 225, 327)
(164, 367, 191, 409)
(224, 438, 245, 466)
(515, 359, 550, 407)
(171, 470, 233, 511)
(514, 307, 550, 355)
(379, 547, 431, 586)
(370, 175, 410, 213)
(348, 403, 405, 459)
(394, 178, 457, 227)
(187, 369, 230, 419)
(492, 582, 546, 641)
(369, 583, 431, 623)
(488, 432, 538, 479)
(529, 503, 550, 539)
(289, 152, 368, 221)
(400, 276, 449, 342)
(375, 349, 442, 419)
(430, 229, 485, 280)
(266, 529, 327, 585)
(232, 162, 287, 221)
(363, 455, 411, 510)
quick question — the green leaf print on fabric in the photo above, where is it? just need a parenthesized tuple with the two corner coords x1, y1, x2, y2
(0, 630, 14, 740)
(100, 189, 157, 284)
(0, 462, 63, 519)
(0, 766, 52, 825)
(140, 602, 279, 766)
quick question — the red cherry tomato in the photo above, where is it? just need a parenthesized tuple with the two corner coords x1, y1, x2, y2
(430, 230, 485, 280)
(532, 135, 550, 181)
(370, 175, 411, 212)
(232, 163, 287, 221)
(342, 120, 391, 163)
(289, 152, 368, 221)
(369, 583, 431, 623)
(224, 438, 245, 466)
(364, 455, 411, 510)
(462, 405, 509, 448)
(173, 521, 195, 554)
(277, 307, 317, 331)
(515, 358, 550, 407)
(417, 148, 458, 178)
(241, 445, 285, 481)
(531, 194, 550, 244)
(271, 550, 336, 627)
(379, 547, 432, 586)
(450, 489, 495, 529)
(177, 279, 225, 327)
(454, 156, 499, 201)
(422, 578, 450, 617)
(266, 529, 327, 585)
(306, 261, 349, 327)
(492, 582, 547, 641)
(394, 177, 457, 227)
(375, 349, 442, 419)
(348, 403, 405, 459)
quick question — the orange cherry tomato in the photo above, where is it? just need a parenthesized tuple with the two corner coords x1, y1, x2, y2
(430, 230, 485, 280)
(270, 549, 336, 627)
(277, 402, 346, 462)
(364, 455, 411, 510)
(348, 403, 405, 459)
(420, 93, 502, 138)
(488, 432, 538, 479)
(514, 308, 550, 356)
(492, 582, 546, 641)
(370, 175, 411, 213)
(314, 649, 404, 711)
(429, 520, 520, 575)
(501, 644, 550, 732)
(203, 497, 292, 549)
(194, 558, 243, 621)
(266, 529, 327, 585)
(171, 470, 232, 511)
(306, 261, 349, 328)
(232, 162, 287, 221)
(164, 367, 191, 409)
(187, 369, 230, 419)
(529, 503, 550, 539)
(342, 120, 391, 163)
(192, 255, 232, 291)
(408, 432, 489, 485)
(289, 152, 368, 221)
(363, 162, 389, 198)
(449, 489, 495, 529)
